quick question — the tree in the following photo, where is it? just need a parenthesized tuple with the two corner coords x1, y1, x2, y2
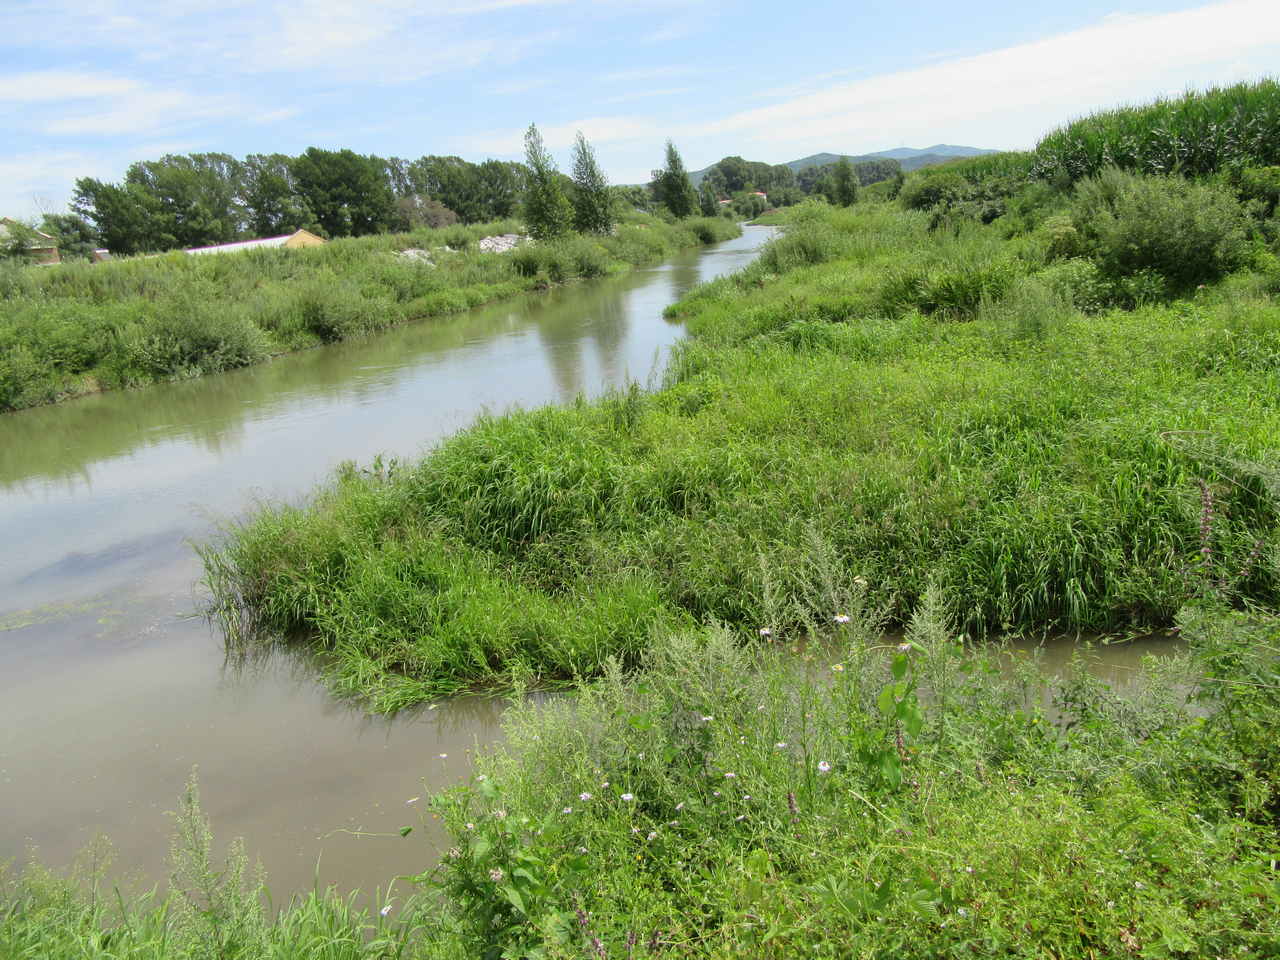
(569, 132, 615, 235)
(522, 123, 573, 240)
(291, 148, 394, 238)
(698, 180, 721, 217)
(651, 140, 698, 219)
(72, 177, 162, 255)
(831, 156, 859, 207)
(39, 213, 100, 261)
(0, 219, 42, 263)
(242, 154, 319, 237)
(392, 195, 457, 231)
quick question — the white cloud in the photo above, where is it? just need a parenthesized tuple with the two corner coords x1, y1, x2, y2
(706, 0, 1280, 153)
(0, 70, 141, 104)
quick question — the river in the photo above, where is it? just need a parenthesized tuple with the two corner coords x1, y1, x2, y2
(0, 228, 777, 902)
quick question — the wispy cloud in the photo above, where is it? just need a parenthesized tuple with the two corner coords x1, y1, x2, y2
(706, 0, 1280, 152)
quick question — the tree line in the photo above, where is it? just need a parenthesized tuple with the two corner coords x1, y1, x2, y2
(695, 154, 903, 218)
(31, 130, 711, 259)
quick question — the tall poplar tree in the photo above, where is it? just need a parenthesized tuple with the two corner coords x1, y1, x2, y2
(651, 140, 699, 220)
(569, 132, 615, 235)
(831, 155, 859, 207)
(522, 123, 573, 240)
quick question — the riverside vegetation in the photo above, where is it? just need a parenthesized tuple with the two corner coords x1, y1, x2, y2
(10, 81, 1280, 956)
(0, 213, 740, 412)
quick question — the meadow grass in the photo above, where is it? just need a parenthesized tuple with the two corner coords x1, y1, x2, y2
(0, 215, 740, 412)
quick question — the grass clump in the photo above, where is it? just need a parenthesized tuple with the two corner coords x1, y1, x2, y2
(0, 775, 415, 958)
(0, 214, 740, 413)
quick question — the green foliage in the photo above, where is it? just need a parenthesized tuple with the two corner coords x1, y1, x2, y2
(0, 214, 738, 412)
(420, 594, 1280, 957)
(1070, 167, 1249, 293)
(568, 132, 615, 235)
(38, 213, 100, 262)
(521, 124, 573, 241)
(202, 198, 1280, 703)
(830, 156, 858, 207)
(0, 220, 43, 264)
(650, 140, 699, 220)
(291, 147, 395, 239)
(1033, 78, 1280, 183)
(404, 156, 525, 226)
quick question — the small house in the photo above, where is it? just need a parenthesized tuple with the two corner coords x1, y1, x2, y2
(0, 218, 60, 265)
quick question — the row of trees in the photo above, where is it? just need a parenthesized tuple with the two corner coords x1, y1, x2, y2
(57, 133, 710, 257)
(694, 154, 903, 213)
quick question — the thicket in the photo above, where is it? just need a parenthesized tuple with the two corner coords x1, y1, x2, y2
(0, 214, 740, 412)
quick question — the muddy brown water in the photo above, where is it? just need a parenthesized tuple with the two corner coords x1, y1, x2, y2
(0, 226, 1176, 907)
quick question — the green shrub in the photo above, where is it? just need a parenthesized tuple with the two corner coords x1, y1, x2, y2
(1072, 167, 1248, 290)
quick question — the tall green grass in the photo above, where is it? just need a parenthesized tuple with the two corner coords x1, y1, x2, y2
(201, 200, 1280, 707)
(0, 215, 740, 412)
(415, 593, 1280, 957)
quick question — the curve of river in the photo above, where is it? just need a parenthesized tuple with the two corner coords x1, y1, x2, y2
(0, 228, 776, 900)
(0, 225, 1168, 904)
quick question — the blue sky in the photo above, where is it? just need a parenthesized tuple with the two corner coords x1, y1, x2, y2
(3, 0, 1280, 216)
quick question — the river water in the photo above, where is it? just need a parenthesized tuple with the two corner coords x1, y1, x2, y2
(0, 230, 772, 900)
(0, 225, 1171, 906)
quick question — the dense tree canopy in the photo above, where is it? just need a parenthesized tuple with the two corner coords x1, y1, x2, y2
(291, 148, 394, 239)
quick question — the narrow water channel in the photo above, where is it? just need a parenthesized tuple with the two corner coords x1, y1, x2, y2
(0, 230, 771, 900)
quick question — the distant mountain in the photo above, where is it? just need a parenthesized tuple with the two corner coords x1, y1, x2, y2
(690, 145, 995, 185)
(869, 144, 995, 161)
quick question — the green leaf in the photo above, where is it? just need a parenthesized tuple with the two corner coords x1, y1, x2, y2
(476, 779, 500, 801)
(472, 839, 492, 859)
(501, 884, 527, 916)
(879, 751, 903, 789)
(892, 653, 908, 680)
(877, 686, 895, 715)
(399, 826, 413, 838)
(898, 700, 924, 739)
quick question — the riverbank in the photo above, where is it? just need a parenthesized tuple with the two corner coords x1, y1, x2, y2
(0, 214, 740, 412)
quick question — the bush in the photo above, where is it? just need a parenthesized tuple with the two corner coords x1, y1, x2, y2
(1073, 167, 1248, 290)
